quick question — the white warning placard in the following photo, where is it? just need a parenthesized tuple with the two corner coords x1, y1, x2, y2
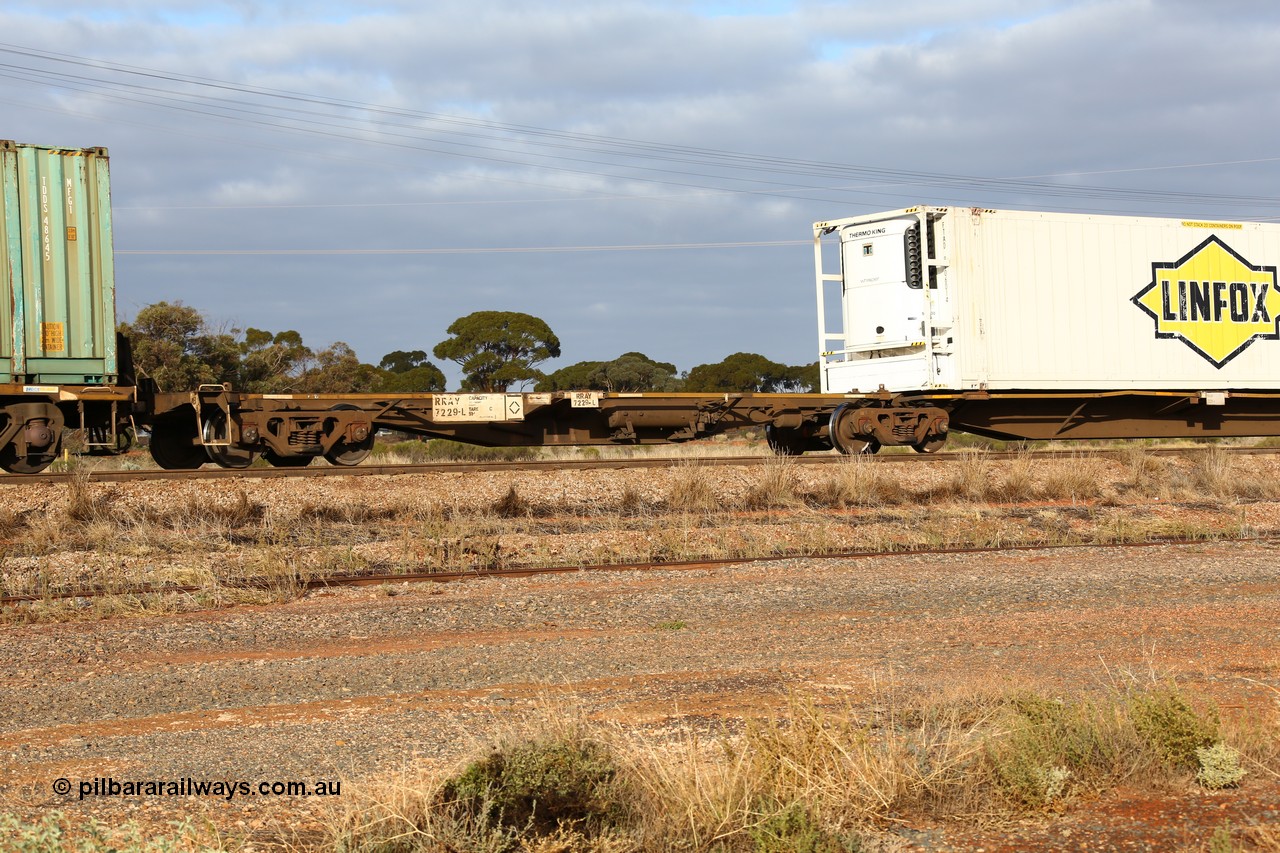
(432, 394, 525, 423)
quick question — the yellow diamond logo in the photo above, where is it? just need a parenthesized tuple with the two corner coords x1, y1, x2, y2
(1133, 235, 1280, 367)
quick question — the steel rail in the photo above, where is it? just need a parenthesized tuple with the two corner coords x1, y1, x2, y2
(3, 445, 1277, 485)
(3, 533, 1273, 606)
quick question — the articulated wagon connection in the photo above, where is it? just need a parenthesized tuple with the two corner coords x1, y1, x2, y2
(4, 141, 1280, 473)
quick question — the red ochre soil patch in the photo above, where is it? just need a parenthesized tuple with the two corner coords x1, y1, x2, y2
(916, 779, 1280, 852)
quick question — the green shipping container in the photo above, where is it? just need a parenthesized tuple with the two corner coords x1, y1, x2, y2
(0, 140, 117, 385)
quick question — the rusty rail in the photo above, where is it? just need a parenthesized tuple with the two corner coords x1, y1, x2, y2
(3, 445, 1277, 485)
(2, 534, 1271, 606)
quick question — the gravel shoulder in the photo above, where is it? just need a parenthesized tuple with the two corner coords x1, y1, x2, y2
(1, 530, 1278, 848)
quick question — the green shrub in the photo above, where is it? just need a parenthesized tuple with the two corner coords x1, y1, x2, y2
(985, 692, 1117, 808)
(1128, 685, 1219, 770)
(749, 803, 861, 853)
(1208, 821, 1237, 853)
(0, 812, 213, 852)
(1196, 743, 1247, 789)
(373, 439, 539, 463)
(439, 736, 629, 837)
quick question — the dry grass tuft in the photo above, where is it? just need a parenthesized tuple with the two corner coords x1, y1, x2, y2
(616, 484, 650, 517)
(7, 446, 1280, 624)
(0, 505, 22, 540)
(1039, 451, 1107, 503)
(319, 678, 1275, 852)
(807, 456, 905, 508)
(296, 501, 399, 525)
(0, 811, 234, 852)
(998, 451, 1038, 501)
(1244, 822, 1280, 852)
(741, 457, 802, 510)
(665, 462, 722, 513)
(1189, 445, 1237, 498)
(491, 484, 531, 518)
(1187, 445, 1280, 501)
(936, 449, 998, 501)
(1122, 445, 1172, 498)
(64, 466, 115, 524)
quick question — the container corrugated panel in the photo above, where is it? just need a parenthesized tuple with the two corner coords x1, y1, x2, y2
(818, 207, 1280, 393)
(0, 140, 117, 384)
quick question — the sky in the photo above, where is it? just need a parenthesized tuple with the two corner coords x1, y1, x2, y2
(5, 0, 1280, 387)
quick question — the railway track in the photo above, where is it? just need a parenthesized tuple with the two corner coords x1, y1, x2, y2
(3, 532, 1273, 607)
(4, 444, 1277, 484)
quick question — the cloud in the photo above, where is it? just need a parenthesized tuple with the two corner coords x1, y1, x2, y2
(5, 0, 1280, 387)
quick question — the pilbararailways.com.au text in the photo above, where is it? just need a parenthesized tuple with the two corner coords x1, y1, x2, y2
(53, 776, 341, 801)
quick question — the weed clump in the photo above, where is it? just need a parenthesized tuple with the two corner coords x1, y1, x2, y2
(0, 506, 19, 539)
(749, 802, 861, 853)
(372, 438, 539, 463)
(665, 463, 721, 512)
(181, 487, 264, 528)
(1195, 742, 1247, 789)
(0, 811, 213, 852)
(439, 736, 630, 838)
(942, 449, 997, 501)
(1037, 452, 1106, 503)
(1127, 684, 1220, 770)
(64, 467, 116, 524)
(809, 457, 904, 507)
(490, 484, 530, 518)
(1121, 445, 1171, 497)
(326, 680, 1272, 852)
(983, 692, 1128, 809)
(616, 484, 649, 516)
(743, 458, 802, 510)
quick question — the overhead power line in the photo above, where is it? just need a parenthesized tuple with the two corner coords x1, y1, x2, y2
(117, 240, 810, 255)
(2, 41, 1279, 215)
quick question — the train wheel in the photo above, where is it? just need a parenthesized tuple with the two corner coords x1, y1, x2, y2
(912, 436, 947, 454)
(264, 450, 313, 468)
(323, 404, 374, 467)
(202, 411, 257, 469)
(829, 404, 880, 455)
(324, 440, 373, 466)
(149, 417, 207, 470)
(0, 442, 59, 474)
(207, 446, 256, 469)
(764, 424, 806, 456)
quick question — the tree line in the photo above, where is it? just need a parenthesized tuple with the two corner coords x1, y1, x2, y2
(120, 303, 818, 394)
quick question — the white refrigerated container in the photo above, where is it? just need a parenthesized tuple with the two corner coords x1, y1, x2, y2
(814, 207, 1280, 394)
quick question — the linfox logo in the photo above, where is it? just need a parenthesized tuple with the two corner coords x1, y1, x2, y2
(1132, 235, 1280, 368)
